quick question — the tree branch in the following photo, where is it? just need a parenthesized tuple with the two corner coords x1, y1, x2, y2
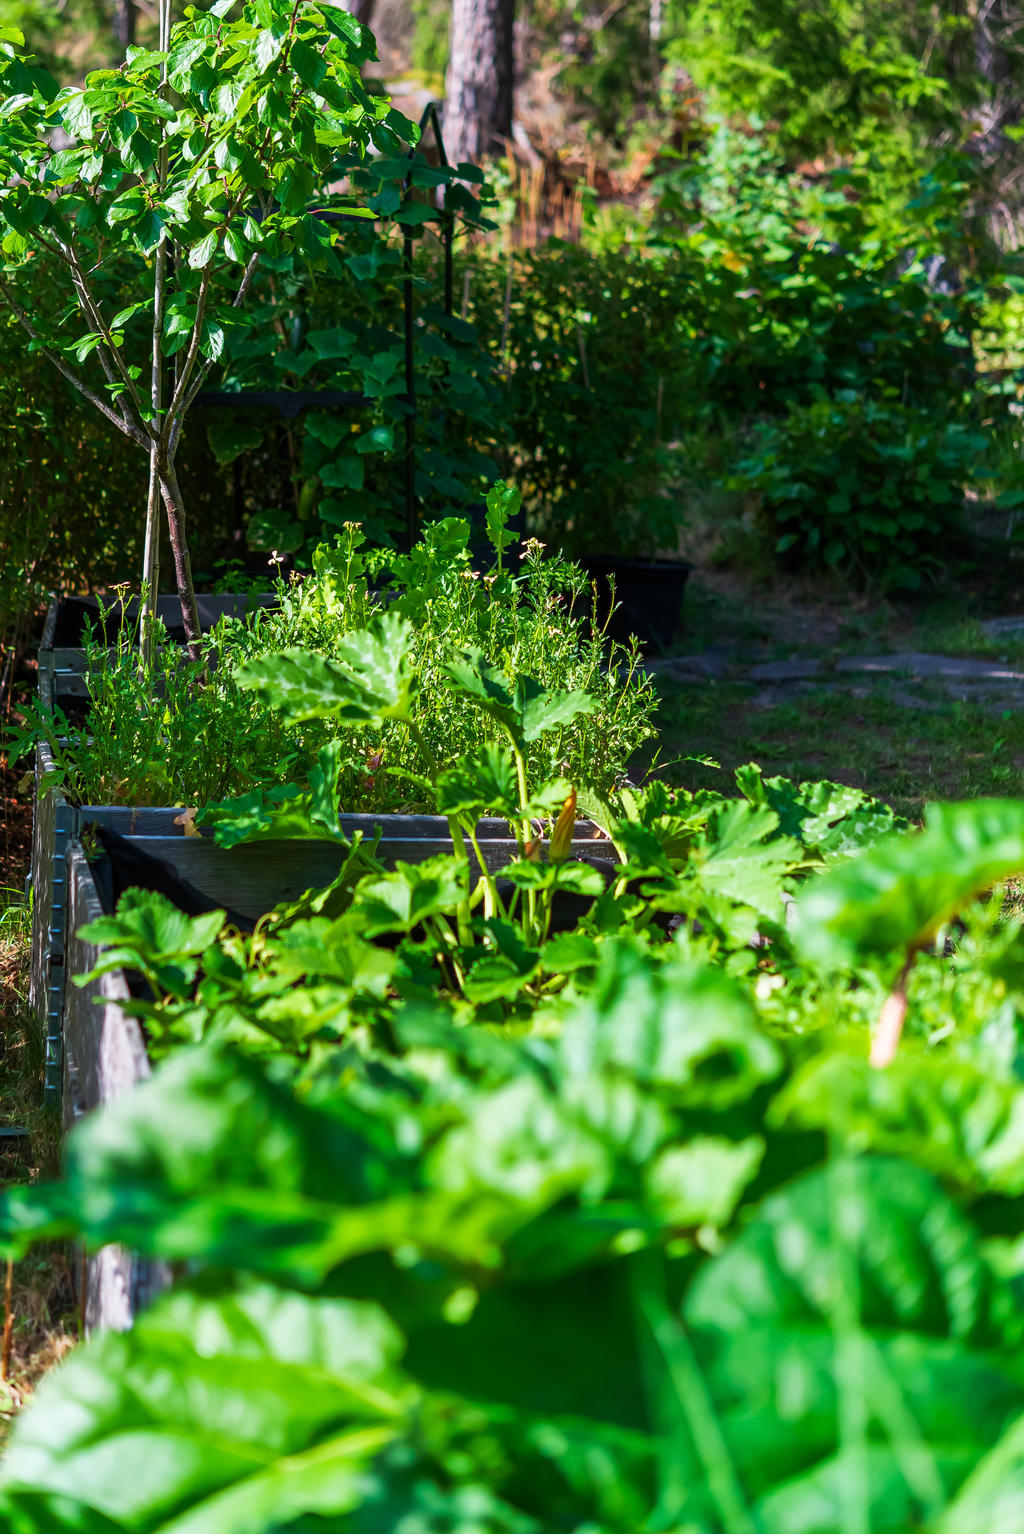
(60, 239, 149, 422)
(161, 263, 213, 446)
(0, 276, 149, 446)
(168, 249, 261, 458)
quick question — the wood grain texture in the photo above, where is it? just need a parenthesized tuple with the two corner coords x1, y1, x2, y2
(65, 844, 169, 1333)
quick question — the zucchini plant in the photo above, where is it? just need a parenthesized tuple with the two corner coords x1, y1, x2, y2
(4, 869, 1024, 1531)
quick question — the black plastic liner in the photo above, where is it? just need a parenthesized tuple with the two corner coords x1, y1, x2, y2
(86, 823, 256, 933)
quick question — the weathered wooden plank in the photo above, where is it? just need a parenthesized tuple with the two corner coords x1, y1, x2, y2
(29, 749, 76, 1095)
(65, 844, 169, 1333)
(65, 846, 149, 1117)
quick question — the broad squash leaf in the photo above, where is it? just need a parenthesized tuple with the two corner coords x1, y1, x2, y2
(794, 800, 1024, 969)
(237, 613, 416, 727)
(676, 1156, 1024, 1533)
(0, 1282, 406, 1534)
(776, 1049, 1024, 1196)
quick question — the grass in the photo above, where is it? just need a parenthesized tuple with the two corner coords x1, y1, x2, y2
(651, 523, 1024, 819)
(654, 679, 1024, 821)
(0, 889, 76, 1445)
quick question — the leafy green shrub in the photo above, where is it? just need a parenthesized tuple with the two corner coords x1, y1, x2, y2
(16, 494, 657, 813)
(464, 245, 694, 556)
(650, 124, 976, 421)
(662, 0, 964, 155)
(726, 394, 983, 586)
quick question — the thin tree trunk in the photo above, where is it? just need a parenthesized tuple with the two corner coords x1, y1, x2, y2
(141, 0, 169, 667)
(972, 0, 1016, 162)
(443, 0, 516, 165)
(159, 462, 202, 659)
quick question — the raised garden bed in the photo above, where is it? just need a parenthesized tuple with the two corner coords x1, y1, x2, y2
(31, 740, 610, 1100)
(52, 798, 609, 1329)
(38, 593, 277, 708)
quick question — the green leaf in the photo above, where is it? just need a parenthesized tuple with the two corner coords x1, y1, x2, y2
(75, 889, 225, 995)
(502, 859, 606, 898)
(247, 507, 303, 554)
(0, 1046, 518, 1279)
(794, 800, 1024, 968)
(682, 1156, 1024, 1531)
(736, 765, 902, 859)
(133, 205, 166, 254)
(167, 36, 207, 88)
(189, 229, 219, 268)
(696, 799, 802, 918)
(0, 1281, 404, 1532)
(436, 744, 519, 822)
(645, 1136, 764, 1227)
(206, 417, 264, 465)
(776, 1049, 1024, 1196)
(344, 855, 469, 937)
(0, 1493, 124, 1533)
(199, 318, 226, 362)
(255, 28, 284, 71)
(559, 942, 781, 1107)
(355, 423, 394, 454)
(444, 650, 597, 750)
(223, 224, 248, 263)
(484, 479, 520, 559)
(289, 38, 326, 89)
(200, 782, 353, 848)
(237, 613, 416, 727)
(395, 200, 438, 226)
(936, 1411, 1024, 1533)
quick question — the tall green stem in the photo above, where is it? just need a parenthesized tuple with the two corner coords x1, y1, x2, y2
(406, 717, 473, 947)
(511, 740, 537, 940)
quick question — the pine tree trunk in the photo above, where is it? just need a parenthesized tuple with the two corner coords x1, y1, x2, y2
(970, 0, 1023, 163)
(113, 0, 135, 57)
(443, 0, 516, 166)
(327, 0, 376, 28)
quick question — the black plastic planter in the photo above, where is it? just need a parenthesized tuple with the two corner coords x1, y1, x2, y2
(582, 556, 693, 650)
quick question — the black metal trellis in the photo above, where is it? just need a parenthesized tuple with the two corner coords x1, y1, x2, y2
(198, 101, 455, 553)
(403, 102, 455, 550)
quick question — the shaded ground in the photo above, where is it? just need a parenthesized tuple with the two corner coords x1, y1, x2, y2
(653, 542, 1024, 819)
(0, 760, 32, 898)
(0, 920, 76, 1443)
(0, 643, 76, 1438)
